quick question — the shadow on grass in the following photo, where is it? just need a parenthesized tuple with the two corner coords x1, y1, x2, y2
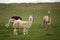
(46, 33, 53, 36)
(3, 34, 10, 37)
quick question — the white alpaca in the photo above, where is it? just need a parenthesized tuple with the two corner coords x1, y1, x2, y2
(5, 16, 22, 28)
(13, 16, 33, 35)
(43, 10, 51, 28)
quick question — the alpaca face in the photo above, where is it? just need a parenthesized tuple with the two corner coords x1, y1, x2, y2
(5, 23, 9, 28)
(29, 16, 33, 21)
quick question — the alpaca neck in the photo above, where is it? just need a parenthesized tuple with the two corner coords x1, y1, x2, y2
(48, 14, 51, 18)
(8, 19, 11, 25)
(29, 18, 33, 25)
(48, 15, 51, 22)
(6, 19, 12, 27)
(8, 19, 15, 25)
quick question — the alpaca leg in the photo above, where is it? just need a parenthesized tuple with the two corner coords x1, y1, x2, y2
(43, 22, 46, 28)
(47, 23, 51, 28)
(43, 21, 46, 28)
(43, 24, 46, 28)
(23, 29, 26, 35)
(14, 28, 17, 35)
(42, 22, 45, 28)
(45, 22, 48, 28)
(45, 25, 47, 28)
(25, 29, 28, 35)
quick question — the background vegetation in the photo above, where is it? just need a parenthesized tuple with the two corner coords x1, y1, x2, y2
(0, 2, 60, 40)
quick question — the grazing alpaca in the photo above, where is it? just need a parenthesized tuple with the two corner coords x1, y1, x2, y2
(13, 15, 33, 35)
(43, 10, 51, 28)
(5, 16, 22, 28)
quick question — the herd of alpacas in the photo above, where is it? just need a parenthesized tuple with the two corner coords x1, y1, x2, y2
(5, 10, 51, 35)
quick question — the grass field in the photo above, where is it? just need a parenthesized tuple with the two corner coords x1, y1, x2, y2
(0, 3, 60, 40)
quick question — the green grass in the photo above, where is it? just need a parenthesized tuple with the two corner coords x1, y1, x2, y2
(0, 3, 60, 40)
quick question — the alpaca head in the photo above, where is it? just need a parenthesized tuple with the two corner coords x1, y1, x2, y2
(5, 23, 9, 28)
(29, 16, 33, 22)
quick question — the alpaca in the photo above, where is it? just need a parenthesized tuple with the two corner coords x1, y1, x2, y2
(5, 16, 22, 28)
(13, 15, 33, 35)
(43, 10, 51, 28)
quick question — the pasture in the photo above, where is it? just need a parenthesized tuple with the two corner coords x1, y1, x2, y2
(0, 3, 60, 40)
